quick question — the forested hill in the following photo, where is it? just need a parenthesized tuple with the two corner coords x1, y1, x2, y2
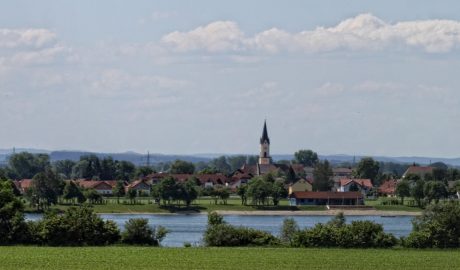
(0, 149, 210, 166)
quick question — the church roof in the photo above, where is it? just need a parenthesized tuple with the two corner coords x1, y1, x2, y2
(260, 120, 270, 144)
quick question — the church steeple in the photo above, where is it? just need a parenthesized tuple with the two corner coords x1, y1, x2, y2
(259, 120, 271, 165)
(260, 120, 270, 144)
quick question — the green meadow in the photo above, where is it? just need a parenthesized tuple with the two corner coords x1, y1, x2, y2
(1, 247, 459, 270)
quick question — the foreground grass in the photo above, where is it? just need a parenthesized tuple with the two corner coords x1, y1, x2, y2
(1, 246, 459, 270)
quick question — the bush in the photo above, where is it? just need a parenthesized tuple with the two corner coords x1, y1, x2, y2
(0, 181, 30, 245)
(291, 214, 397, 248)
(35, 206, 120, 246)
(204, 211, 279, 247)
(205, 223, 279, 247)
(121, 218, 168, 246)
(403, 203, 460, 248)
(280, 218, 299, 245)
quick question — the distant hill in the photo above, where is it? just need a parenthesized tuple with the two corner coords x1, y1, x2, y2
(0, 149, 211, 166)
(1, 148, 460, 167)
(272, 154, 460, 167)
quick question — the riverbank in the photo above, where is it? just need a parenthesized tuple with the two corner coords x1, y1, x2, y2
(93, 209, 421, 216)
(1, 246, 458, 270)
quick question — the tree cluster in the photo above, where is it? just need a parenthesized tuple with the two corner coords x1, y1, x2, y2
(241, 174, 288, 206)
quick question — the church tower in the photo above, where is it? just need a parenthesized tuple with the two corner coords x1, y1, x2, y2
(259, 120, 271, 165)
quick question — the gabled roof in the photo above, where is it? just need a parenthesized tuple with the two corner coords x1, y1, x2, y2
(127, 180, 151, 189)
(290, 191, 363, 199)
(378, 179, 398, 195)
(403, 166, 433, 177)
(339, 179, 373, 189)
(76, 180, 114, 190)
(15, 179, 33, 192)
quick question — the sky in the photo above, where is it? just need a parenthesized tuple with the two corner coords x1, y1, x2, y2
(1, 0, 460, 157)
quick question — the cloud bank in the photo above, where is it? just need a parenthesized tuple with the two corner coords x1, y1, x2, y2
(162, 13, 460, 53)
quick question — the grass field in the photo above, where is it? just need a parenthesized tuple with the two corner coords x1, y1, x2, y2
(25, 197, 327, 213)
(0, 247, 459, 270)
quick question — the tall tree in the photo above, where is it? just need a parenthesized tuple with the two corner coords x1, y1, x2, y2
(113, 181, 126, 204)
(32, 168, 64, 209)
(354, 157, 380, 184)
(0, 181, 28, 244)
(135, 166, 155, 178)
(396, 180, 411, 204)
(312, 160, 333, 191)
(293, 150, 319, 167)
(170, 160, 195, 174)
(8, 152, 50, 179)
(62, 181, 84, 204)
(411, 180, 426, 207)
(100, 157, 116, 180)
(209, 156, 231, 174)
(53, 160, 76, 179)
(424, 181, 447, 204)
(272, 180, 288, 206)
(182, 178, 199, 206)
(72, 154, 101, 179)
(227, 155, 248, 171)
(115, 160, 136, 181)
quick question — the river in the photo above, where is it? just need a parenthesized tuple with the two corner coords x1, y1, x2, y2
(25, 214, 414, 247)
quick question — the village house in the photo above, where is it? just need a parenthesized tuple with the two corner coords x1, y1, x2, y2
(402, 165, 433, 179)
(289, 191, 364, 206)
(76, 180, 116, 195)
(378, 179, 399, 197)
(126, 180, 151, 196)
(288, 179, 313, 195)
(338, 179, 373, 195)
(13, 179, 33, 194)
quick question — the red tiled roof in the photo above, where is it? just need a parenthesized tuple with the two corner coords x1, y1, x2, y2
(378, 179, 398, 195)
(16, 179, 33, 191)
(339, 179, 373, 189)
(127, 180, 151, 189)
(291, 191, 363, 199)
(404, 166, 433, 176)
(76, 180, 113, 190)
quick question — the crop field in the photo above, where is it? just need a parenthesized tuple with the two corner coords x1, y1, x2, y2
(1, 247, 459, 270)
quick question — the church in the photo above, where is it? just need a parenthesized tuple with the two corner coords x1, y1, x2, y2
(233, 121, 304, 178)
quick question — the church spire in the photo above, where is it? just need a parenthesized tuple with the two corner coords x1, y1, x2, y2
(258, 120, 271, 165)
(260, 120, 270, 144)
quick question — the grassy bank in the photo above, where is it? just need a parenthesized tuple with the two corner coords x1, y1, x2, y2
(0, 246, 459, 270)
(24, 197, 426, 214)
(25, 197, 327, 213)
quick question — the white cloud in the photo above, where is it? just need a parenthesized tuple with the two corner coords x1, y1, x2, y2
(162, 13, 460, 53)
(162, 21, 244, 52)
(90, 69, 190, 99)
(0, 28, 56, 49)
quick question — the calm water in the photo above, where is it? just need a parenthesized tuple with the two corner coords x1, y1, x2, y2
(25, 214, 414, 247)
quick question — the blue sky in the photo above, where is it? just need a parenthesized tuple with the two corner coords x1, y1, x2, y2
(1, 1, 460, 157)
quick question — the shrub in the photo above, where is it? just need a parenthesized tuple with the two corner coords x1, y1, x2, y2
(291, 214, 397, 248)
(36, 206, 120, 246)
(403, 203, 460, 248)
(204, 223, 279, 247)
(280, 218, 299, 245)
(0, 181, 30, 245)
(204, 212, 279, 247)
(121, 218, 168, 246)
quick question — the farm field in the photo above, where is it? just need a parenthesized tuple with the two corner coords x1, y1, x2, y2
(1, 247, 459, 270)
